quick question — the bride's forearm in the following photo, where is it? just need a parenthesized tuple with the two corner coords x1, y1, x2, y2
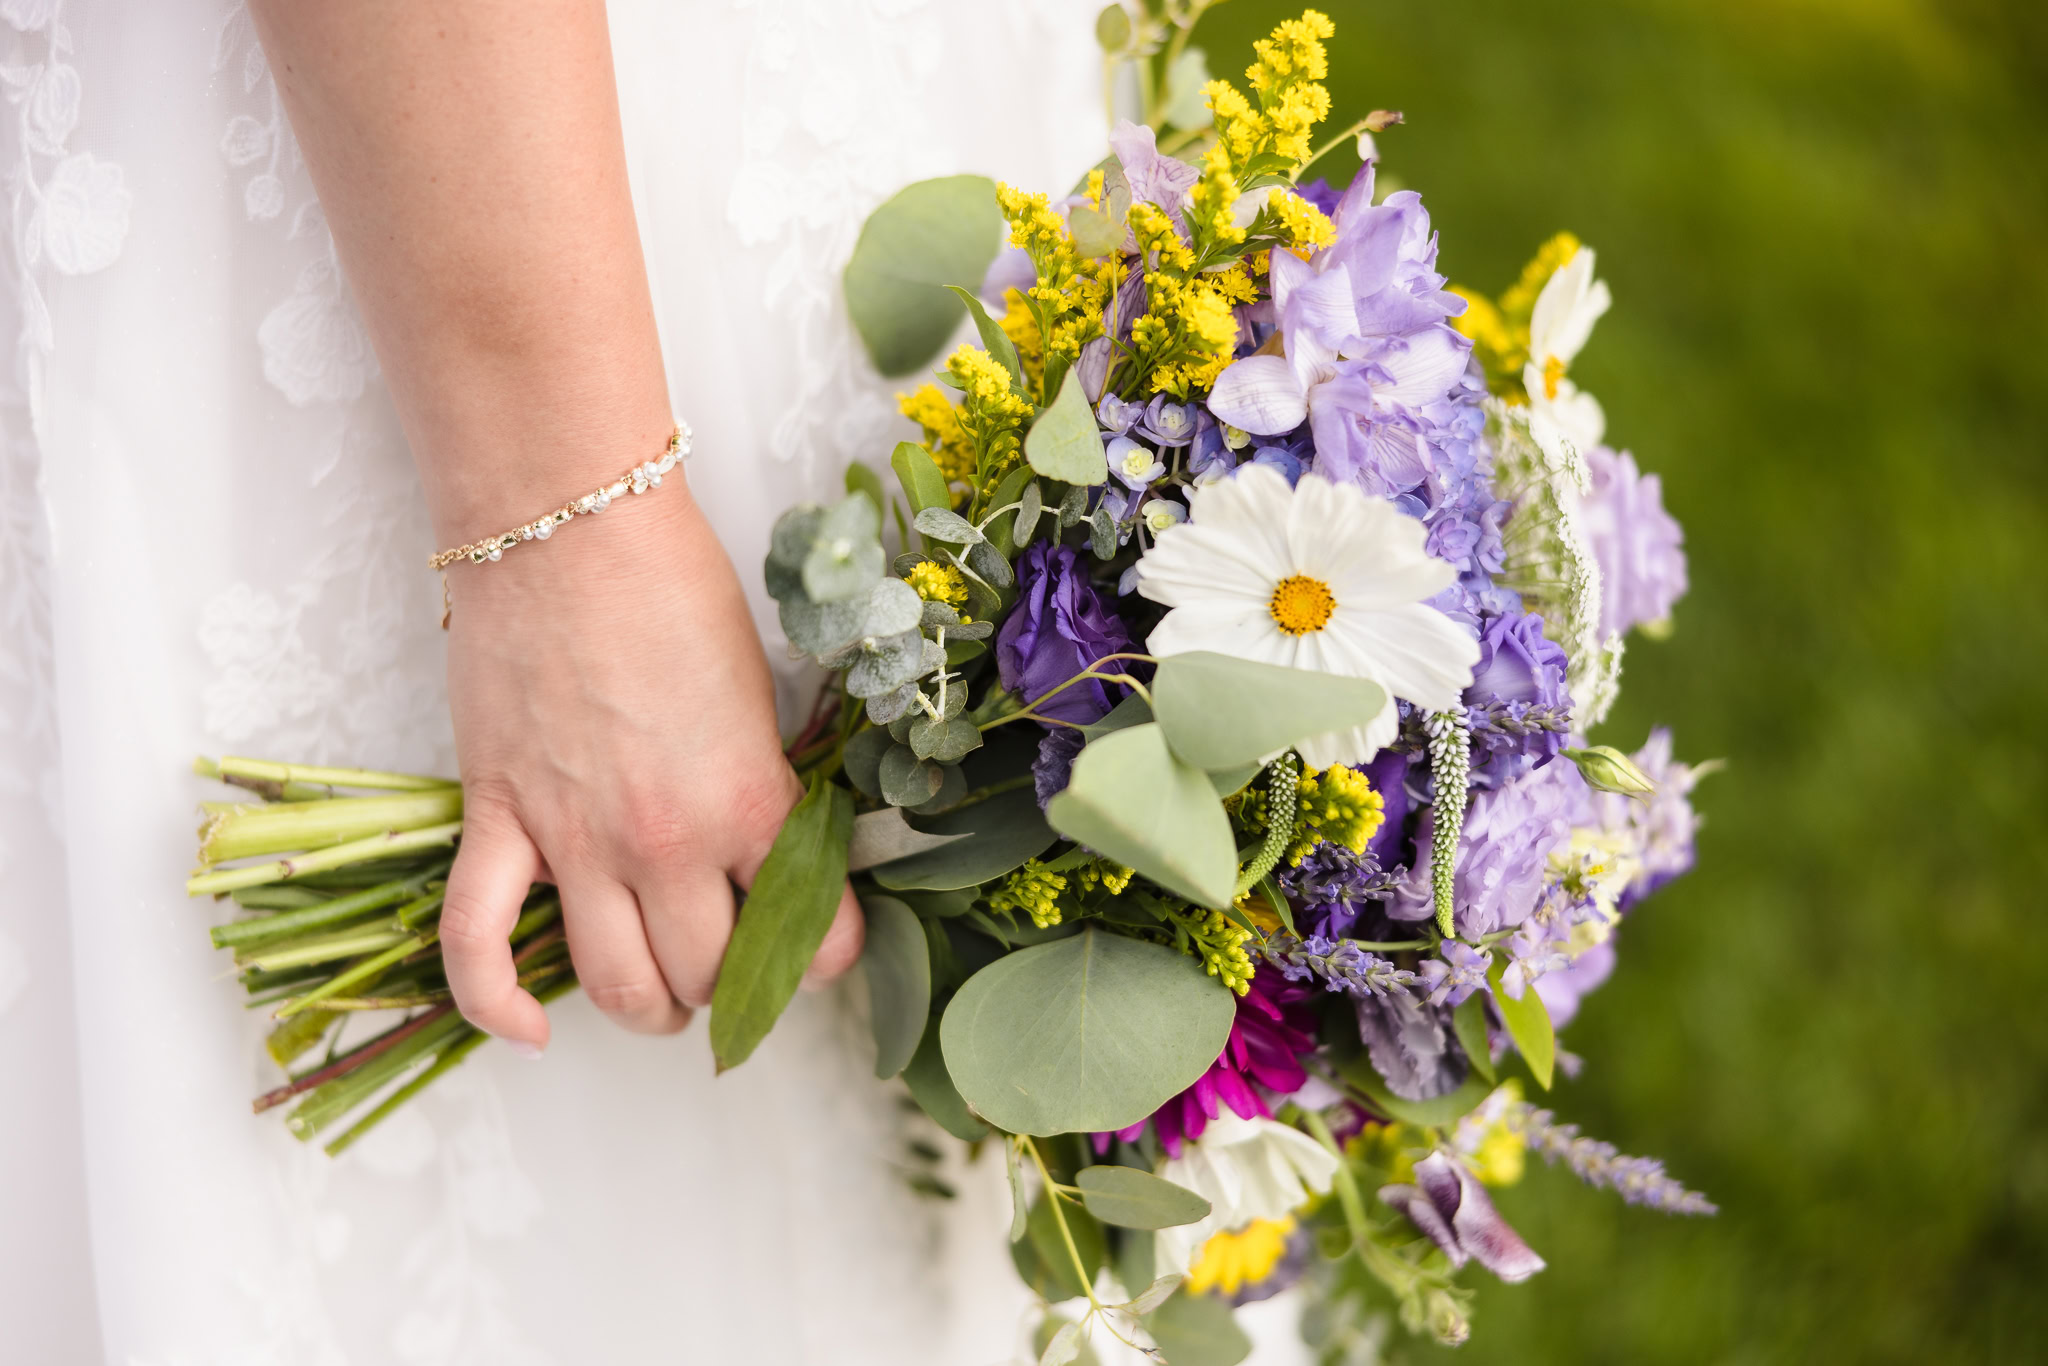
(247, 0, 673, 547)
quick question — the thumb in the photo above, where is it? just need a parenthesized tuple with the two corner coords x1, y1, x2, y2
(441, 800, 552, 1051)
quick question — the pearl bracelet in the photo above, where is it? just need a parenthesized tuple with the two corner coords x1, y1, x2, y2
(428, 422, 691, 624)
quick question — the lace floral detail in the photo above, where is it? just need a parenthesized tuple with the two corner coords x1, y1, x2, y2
(215, 4, 379, 406)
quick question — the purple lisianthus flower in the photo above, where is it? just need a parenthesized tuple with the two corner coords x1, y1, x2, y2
(1138, 395, 1197, 447)
(1380, 1153, 1547, 1284)
(1390, 760, 1584, 937)
(996, 543, 1133, 724)
(1031, 726, 1087, 807)
(1583, 444, 1687, 637)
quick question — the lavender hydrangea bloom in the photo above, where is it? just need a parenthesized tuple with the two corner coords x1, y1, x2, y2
(1417, 940, 1492, 1007)
(1390, 760, 1584, 937)
(996, 543, 1132, 724)
(1463, 611, 1574, 789)
(1380, 1152, 1547, 1283)
(1582, 444, 1687, 637)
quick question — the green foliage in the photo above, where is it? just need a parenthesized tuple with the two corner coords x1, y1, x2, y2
(858, 895, 930, 1079)
(1023, 367, 1110, 485)
(1074, 1164, 1213, 1230)
(939, 928, 1237, 1135)
(1452, 992, 1496, 1084)
(709, 776, 853, 1071)
(1045, 721, 1237, 908)
(1144, 1291, 1253, 1366)
(843, 175, 1004, 376)
(869, 786, 1057, 891)
(890, 440, 952, 523)
(1488, 958, 1555, 1090)
(1014, 1192, 1107, 1302)
(1339, 1053, 1493, 1129)
(944, 284, 1027, 395)
(1151, 651, 1389, 773)
(902, 1024, 988, 1142)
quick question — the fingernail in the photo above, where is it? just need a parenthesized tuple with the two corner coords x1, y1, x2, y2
(504, 1039, 544, 1060)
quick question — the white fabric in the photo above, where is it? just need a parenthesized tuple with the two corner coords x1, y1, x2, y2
(0, 3, 1319, 1362)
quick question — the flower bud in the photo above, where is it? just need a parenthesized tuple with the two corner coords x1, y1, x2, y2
(1565, 745, 1657, 799)
(1425, 1290, 1471, 1347)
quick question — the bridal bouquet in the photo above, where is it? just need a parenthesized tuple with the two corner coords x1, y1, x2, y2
(186, 8, 1713, 1360)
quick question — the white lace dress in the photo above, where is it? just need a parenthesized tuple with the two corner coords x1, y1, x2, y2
(0, 2, 1127, 1361)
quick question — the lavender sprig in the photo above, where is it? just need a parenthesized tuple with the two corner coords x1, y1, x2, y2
(1515, 1107, 1718, 1215)
(1262, 931, 1418, 998)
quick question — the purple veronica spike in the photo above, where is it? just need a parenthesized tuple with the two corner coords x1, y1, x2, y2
(1516, 1108, 1717, 1215)
(1380, 1152, 1547, 1283)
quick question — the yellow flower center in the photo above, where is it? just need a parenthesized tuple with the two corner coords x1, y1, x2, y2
(1269, 574, 1335, 635)
(1187, 1217, 1295, 1297)
(1542, 353, 1568, 401)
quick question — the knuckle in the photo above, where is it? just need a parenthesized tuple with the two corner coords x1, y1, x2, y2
(582, 974, 674, 1022)
(729, 776, 799, 847)
(437, 890, 502, 955)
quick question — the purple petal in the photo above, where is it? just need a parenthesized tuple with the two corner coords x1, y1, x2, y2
(1378, 1181, 1467, 1268)
(1447, 1161, 1547, 1283)
(1209, 354, 1307, 435)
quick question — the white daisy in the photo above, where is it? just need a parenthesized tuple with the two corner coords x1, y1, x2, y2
(1153, 1113, 1341, 1280)
(1523, 244, 1611, 457)
(1135, 464, 1480, 766)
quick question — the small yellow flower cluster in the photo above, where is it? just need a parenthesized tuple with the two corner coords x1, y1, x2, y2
(1267, 187, 1336, 257)
(1187, 1217, 1295, 1297)
(995, 182, 1115, 375)
(1186, 145, 1247, 256)
(904, 560, 967, 609)
(943, 343, 1032, 487)
(1178, 908, 1255, 995)
(1289, 763, 1386, 864)
(1126, 205, 1253, 398)
(1453, 231, 1582, 399)
(990, 859, 1067, 929)
(1073, 858, 1134, 896)
(896, 384, 974, 486)
(1204, 10, 1336, 176)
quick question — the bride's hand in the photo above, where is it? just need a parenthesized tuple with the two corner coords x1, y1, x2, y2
(437, 483, 865, 1050)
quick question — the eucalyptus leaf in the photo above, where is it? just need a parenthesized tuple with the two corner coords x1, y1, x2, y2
(767, 505, 824, 569)
(963, 576, 1003, 622)
(914, 506, 984, 544)
(1074, 1166, 1212, 1230)
(965, 539, 1014, 590)
(1162, 46, 1214, 131)
(859, 896, 931, 1079)
(939, 928, 1237, 1135)
(870, 785, 1056, 891)
(899, 887, 975, 919)
(945, 619, 993, 641)
(1068, 204, 1123, 259)
(865, 683, 919, 727)
(843, 727, 895, 798)
(1124, 1274, 1182, 1316)
(909, 762, 968, 816)
(1452, 992, 1497, 1083)
(709, 777, 853, 1071)
(894, 550, 934, 577)
(1151, 652, 1390, 773)
(1021, 1192, 1106, 1301)
(920, 599, 961, 630)
(843, 175, 1003, 376)
(843, 460, 887, 519)
(1007, 1142, 1030, 1243)
(1024, 367, 1109, 485)
(909, 714, 982, 763)
(943, 284, 1026, 395)
(903, 1025, 989, 1141)
(1489, 958, 1556, 1090)
(880, 745, 945, 807)
(847, 807, 967, 871)
(780, 594, 868, 660)
(1038, 1320, 1084, 1366)
(1045, 722, 1237, 908)
(1059, 482, 1090, 527)
(845, 629, 932, 699)
(1014, 480, 1044, 549)
(801, 497, 885, 603)
(981, 466, 1034, 558)
(1145, 1291, 1252, 1366)
(1088, 506, 1118, 559)
(860, 578, 925, 637)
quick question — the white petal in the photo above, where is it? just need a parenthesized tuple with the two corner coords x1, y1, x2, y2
(1146, 601, 1292, 664)
(1207, 353, 1308, 436)
(1136, 521, 1281, 608)
(1287, 476, 1454, 610)
(1326, 602, 1480, 712)
(1529, 246, 1609, 365)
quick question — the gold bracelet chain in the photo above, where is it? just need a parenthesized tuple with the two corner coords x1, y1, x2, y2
(430, 421, 690, 626)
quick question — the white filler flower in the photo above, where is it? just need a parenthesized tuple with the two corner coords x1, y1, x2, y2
(1136, 464, 1480, 765)
(1154, 1113, 1342, 1279)
(1524, 244, 1612, 458)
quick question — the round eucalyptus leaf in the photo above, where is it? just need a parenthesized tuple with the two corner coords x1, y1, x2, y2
(914, 506, 984, 544)
(1015, 480, 1044, 549)
(861, 578, 924, 637)
(859, 896, 931, 1079)
(909, 761, 968, 816)
(1074, 1165, 1212, 1230)
(939, 928, 1237, 1136)
(1045, 722, 1237, 909)
(1024, 369, 1109, 486)
(966, 539, 1014, 590)
(843, 174, 1004, 377)
(1151, 651, 1390, 772)
(845, 628, 930, 698)
(871, 785, 1055, 891)
(801, 535, 883, 604)
(843, 727, 895, 798)
(767, 504, 824, 567)
(880, 744, 944, 807)
(865, 683, 919, 727)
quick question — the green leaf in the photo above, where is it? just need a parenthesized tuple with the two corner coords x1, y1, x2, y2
(891, 441, 954, 520)
(842, 728, 895, 798)
(1489, 958, 1556, 1090)
(1162, 46, 1214, 131)
(903, 1023, 989, 1141)
(1068, 204, 1124, 258)
(709, 777, 853, 1071)
(1151, 652, 1391, 773)
(847, 807, 967, 871)
(1452, 992, 1497, 1083)
(982, 466, 1035, 559)
(1088, 506, 1118, 559)
(843, 460, 887, 520)
(860, 896, 931, 1079)
(914, 506, 983, 544)
(801, 495, 884, 602)
(1020, 1192, 1106, 1300)
(1074, 1165, 1212, 1230)
(1145, 1291, 1252, 1366)
(1007, 1141, 1030, 1243)
(1024, 367, 1109, 485)
(965, 539, 1014, 590)
(943, 284, 1026, 395)
(940, 928, 1237, 1135)
(871, 786, 1056, 891)
(1013, 480, 1044, 551)
(843, 175, 1003, 376)
(845, 629, 932, 699)
(1045, 722, 1237, 908)
(1339, 1054, 1495, 1127)
(880, 744, 944, 807)
(910, 761, 969, 815)
(909, 713, 982, 763)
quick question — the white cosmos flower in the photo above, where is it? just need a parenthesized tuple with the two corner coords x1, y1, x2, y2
(1154, 1113, 1341, 1280)
(1523, 244, 1611, 458)
(1135, 464, 1480, 766)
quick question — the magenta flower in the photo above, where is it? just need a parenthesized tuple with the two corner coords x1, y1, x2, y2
(1096, 976, 1319, 1158)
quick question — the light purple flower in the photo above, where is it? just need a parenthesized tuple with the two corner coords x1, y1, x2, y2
(996, 543, 1133, 724)
(1582, 444, 1687, 637)
(1097, 392, 1145, 435)
(1138, 395, 1197, 447)
(979, 246, 1036, 311)
(1417, 940, 1492, 1007)
(1379, 1152, 1547, 1283)
(1586, 727, 1706, 905)
(1464, 611, 1574, 788)
(1391, 760, 1584, 937)
(1531, 939, 1615, 1029)
(1517, 1108, 1716, 1215)
(1355, 989, 1465, 1102)
(1110, 118, 1201, 219)
(1076, 336, 1113, 402)
(1108, 435, 1164, 489)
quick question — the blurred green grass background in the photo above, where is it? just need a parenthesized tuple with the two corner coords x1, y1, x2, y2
(1189, 1, 2048, 1361)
